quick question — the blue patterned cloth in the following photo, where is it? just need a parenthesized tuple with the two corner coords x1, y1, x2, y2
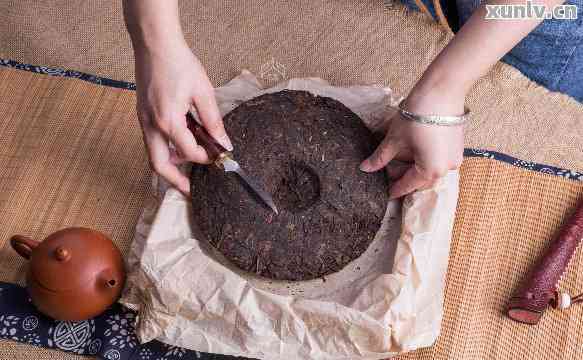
(0, 282, 250, 360)
(400, 0, 583, 102)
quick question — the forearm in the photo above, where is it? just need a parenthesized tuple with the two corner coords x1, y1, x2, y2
(408, 0, 565, 112)
(122, 0, 186, 53)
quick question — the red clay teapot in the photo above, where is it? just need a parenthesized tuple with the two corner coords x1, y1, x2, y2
(10, 227, 125, 321)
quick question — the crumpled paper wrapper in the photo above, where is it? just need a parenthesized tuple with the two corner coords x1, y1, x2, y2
(120, 71, 460, 359)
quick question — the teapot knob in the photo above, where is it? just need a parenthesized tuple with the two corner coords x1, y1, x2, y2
(54, 247, 70, 262)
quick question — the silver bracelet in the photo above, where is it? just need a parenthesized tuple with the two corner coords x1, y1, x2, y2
(398, 101, 470, 126)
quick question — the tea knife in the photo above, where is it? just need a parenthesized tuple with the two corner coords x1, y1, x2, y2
(185, 111, 278, 214)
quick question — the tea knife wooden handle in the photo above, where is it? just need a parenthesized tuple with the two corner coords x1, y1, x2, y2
(185, 112, 227, 161)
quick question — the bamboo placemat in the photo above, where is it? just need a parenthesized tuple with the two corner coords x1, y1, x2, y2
(1, 65, 583, 359)
(399, 158, 583, 359)
(0, 66, 149, 360)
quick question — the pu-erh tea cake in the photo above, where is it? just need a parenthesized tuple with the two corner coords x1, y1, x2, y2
(190, 90, 387, 281)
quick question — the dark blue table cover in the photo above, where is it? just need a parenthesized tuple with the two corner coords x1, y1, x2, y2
(0, 282, 253, 360)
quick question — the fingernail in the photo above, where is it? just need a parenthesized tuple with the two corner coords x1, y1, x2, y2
(180, 184, 191, 197)
(219, 135, 234, 151)
(359, 160, 372, 172)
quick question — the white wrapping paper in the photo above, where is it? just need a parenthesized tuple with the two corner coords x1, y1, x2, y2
(121, 71, 460, 359)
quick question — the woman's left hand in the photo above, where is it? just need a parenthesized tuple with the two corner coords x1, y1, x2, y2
(359, 90, 465, 199)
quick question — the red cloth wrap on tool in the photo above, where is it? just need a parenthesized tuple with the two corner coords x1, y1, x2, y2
(507, 200, 583, 324)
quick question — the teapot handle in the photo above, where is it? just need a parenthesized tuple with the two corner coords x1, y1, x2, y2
(10, 235, 39, 259)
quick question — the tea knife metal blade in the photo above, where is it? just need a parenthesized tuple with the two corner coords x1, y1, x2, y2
(186, 111, 278, 215)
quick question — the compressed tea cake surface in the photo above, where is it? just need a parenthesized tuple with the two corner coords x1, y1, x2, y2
(190, 90, 387, 281)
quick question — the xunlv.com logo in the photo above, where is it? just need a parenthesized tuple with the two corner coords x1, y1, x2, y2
(485, 0, 578, 20)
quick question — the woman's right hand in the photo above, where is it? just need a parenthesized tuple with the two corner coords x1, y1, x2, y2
(133, 41, 232, 195)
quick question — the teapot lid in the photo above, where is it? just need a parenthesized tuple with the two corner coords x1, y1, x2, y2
(29, 228, 123, 292)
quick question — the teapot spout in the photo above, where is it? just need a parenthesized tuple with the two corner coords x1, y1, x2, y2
(98, 269, 121, 290)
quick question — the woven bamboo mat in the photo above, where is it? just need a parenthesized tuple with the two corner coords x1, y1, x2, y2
(2, 66, 583, 359)
(2, 0, 583, 171)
